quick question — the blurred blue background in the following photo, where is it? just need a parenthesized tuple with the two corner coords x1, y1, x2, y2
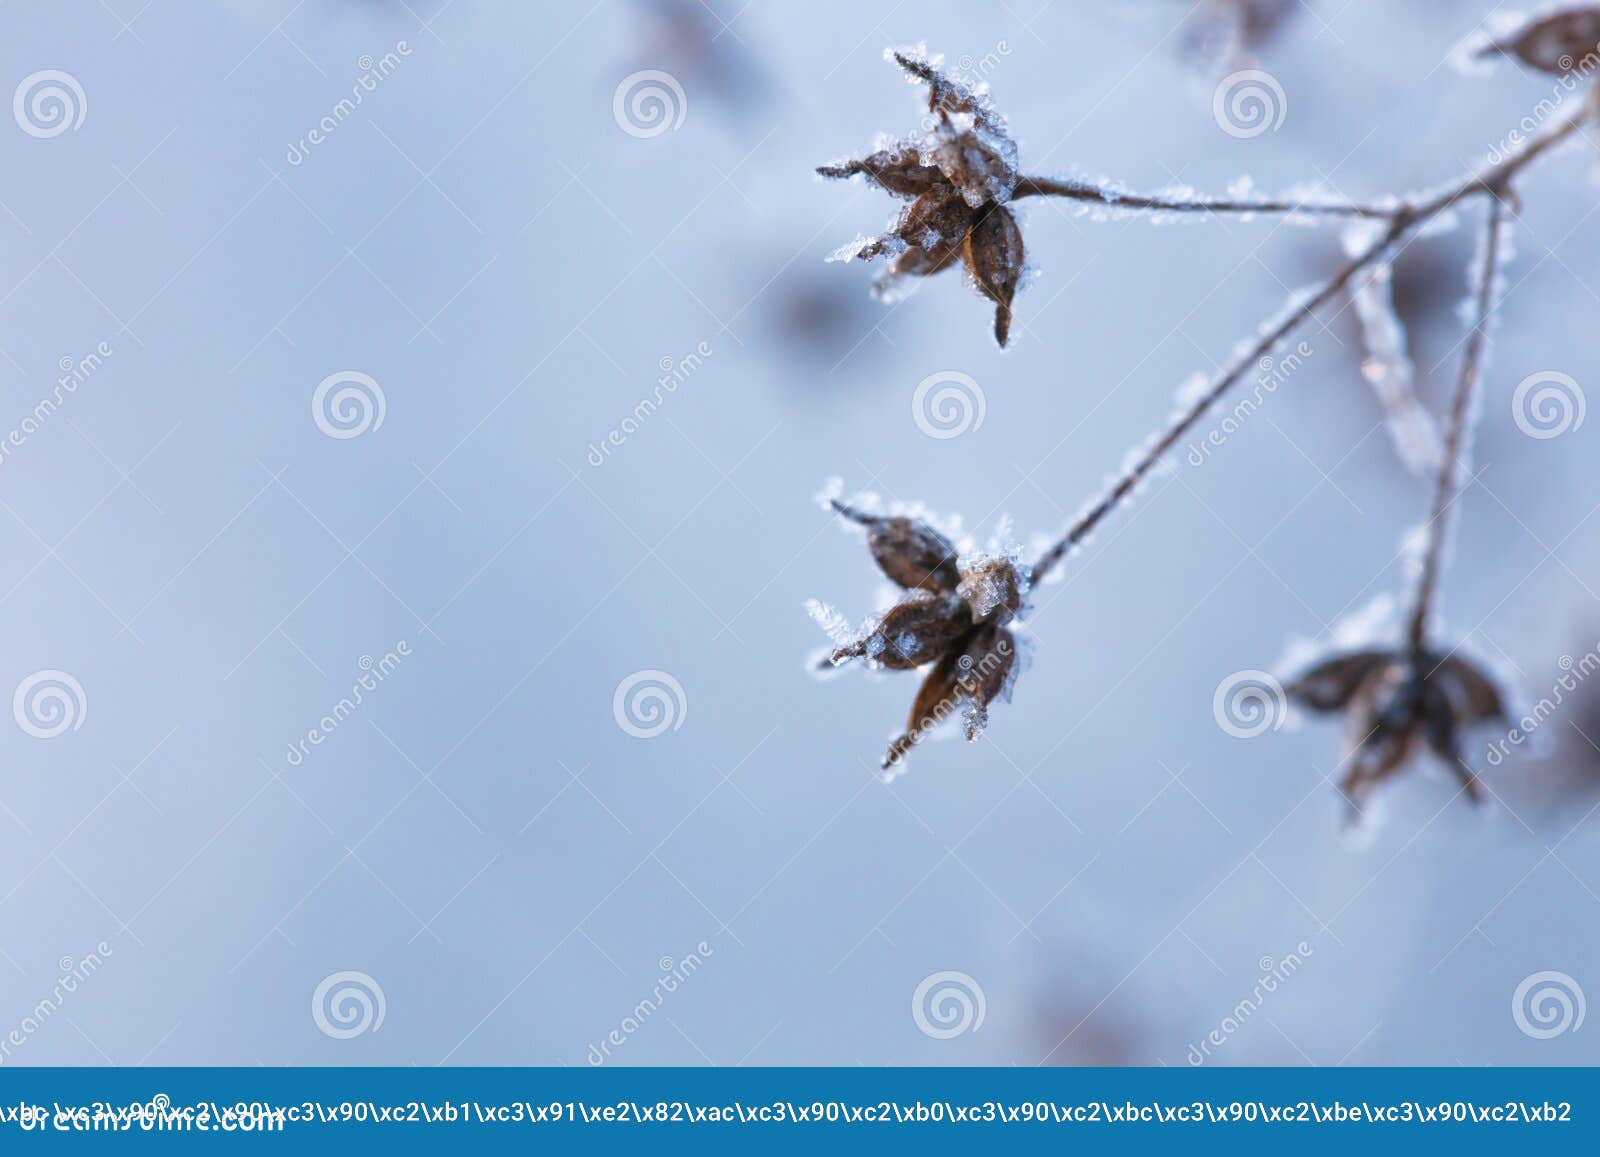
(1, 0, 1598, 1066)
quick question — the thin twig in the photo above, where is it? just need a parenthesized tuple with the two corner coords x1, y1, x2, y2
(1030, 212, 1415, 583)
(1030, 101, 1590, 586)
(1011, 175, 1398, 219)
(1406, 193, 1508, 653)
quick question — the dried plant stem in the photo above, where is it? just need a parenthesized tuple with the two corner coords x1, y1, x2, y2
(1029, 217, 1409, 583)
(1406, 193, 1508, 654)
(1011, 175, 1397, 219)
(1030, 103, 1591, 587)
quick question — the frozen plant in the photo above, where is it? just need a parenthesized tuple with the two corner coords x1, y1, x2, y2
(810, 12, 1600, 820)
(818, 47, 1397, 348)
(816, 500, 1027, 769)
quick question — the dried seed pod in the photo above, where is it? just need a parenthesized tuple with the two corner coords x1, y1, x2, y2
(1341, 671, 1421, 798)
(1419, 679, 1462, 762)
(1479, 6, 1600, 74)
(954, 622, 1018, 740)
(1284, 648, 1391, 711)
(885, 650, 965, 767)
(956, 555, 1026, 623)
(844, 190, 975, 268)
(822, 48, 1025, 344)
(1291, 644, 1503, 816)
(1428, 654, 1505, 724)
(831, 501, 961, 591)
(962, 204, 1025, 347)
(897, 191, 978, 260)
(873, 243, 962, 300)
(883, 243, 960, 280)
(1418, 678, 1485, 802)
(817, 148, 951, 199)
(815, 496, 1026, 771)
(832, 591, 973, 670)
(928, 129, 1019, 209)
(869, 519, 962, 591)
(890, 50, 1006, 134)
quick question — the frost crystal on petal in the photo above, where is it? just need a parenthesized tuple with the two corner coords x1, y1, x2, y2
(814, 476, 846, 511)
(806, 598, 858, 649)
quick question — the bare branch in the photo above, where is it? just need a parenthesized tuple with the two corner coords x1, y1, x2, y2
(1032, 101, 1590, 585)
(1406, 193, 1509, 653)
(1011, 175, 1399, 219)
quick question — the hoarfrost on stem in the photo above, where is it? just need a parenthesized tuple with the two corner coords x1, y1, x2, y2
(1342, 219, 1442, 476)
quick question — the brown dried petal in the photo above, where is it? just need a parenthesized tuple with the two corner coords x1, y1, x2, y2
(956, 556, 1025, 623)
(1284, 648, 1392, 712)
(885, 650, 966, 768)
(929, 129, 1018, 209)
(1427, 654, 1506, 724)
(897, 191, 977, 259)
(832, 591, 972, 671)
(851, 191, 974, 267)
(954, 623, 1018, 740)
(1419, 679, 1461, 762)
(962, 204, 1024, 347)
(1479, 7, 1600, 74)
(829, 500, 961, 590)
(887, 240, 961, 278)
(872, 244, 961, 300)
(870, 520, 962, 592)
(1419, 680, 1486, 803)
(817, 149, 951, 199)
(1342, 707, 1420, 802)
(889, 50, 1006, 135)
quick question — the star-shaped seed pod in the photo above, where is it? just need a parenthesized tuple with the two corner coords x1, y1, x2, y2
(1285, 647, 1506, 815)
(1477, 6, 1600, 75)
(813, 500, 1027, 769)
(818, 48, 1026, 346)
